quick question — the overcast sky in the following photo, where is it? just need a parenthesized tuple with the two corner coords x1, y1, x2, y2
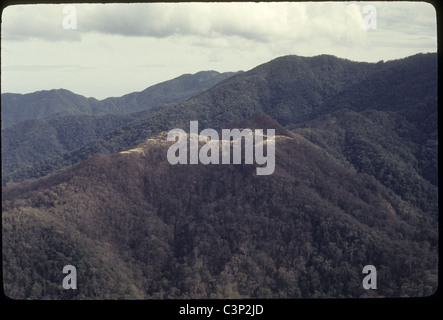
(1, 2, 437, 99)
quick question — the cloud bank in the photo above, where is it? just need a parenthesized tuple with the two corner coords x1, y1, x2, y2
(1, 2, 436, 99)
(2, 3, 370, 44)
(3, 2, 435, 51)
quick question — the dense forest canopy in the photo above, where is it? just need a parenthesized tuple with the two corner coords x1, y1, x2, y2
(2, 53, 438, 299)
(1, 71, 237, 181)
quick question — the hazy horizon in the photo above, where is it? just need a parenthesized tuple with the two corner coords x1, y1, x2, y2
(1, 2, 437, 99)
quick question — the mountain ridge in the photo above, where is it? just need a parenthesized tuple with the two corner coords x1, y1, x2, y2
(1, 70, 238, 178)
(2, 113, 437, 299)
(1, 70, 238, 128)
(2, 52, 438, 299)
(3, 53, 436, 187)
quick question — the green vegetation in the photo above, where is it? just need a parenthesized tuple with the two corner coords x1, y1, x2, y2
(2, 71, 237, 180)
(2, 53, 438, 299)
(1, 71, 237, 129)
(2, 113, 135, 175)
(2, 116, 437, 298)
(3, 54, 436, 188)
(292, 109, 437, 217)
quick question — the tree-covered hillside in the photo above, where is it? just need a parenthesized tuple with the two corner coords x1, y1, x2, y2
(1, 71, 237, 179)
(2, 115, 437, 299)
(1, 70, 237, 128)
(3, 53, 437, 198)
(2, 53, 438, 300)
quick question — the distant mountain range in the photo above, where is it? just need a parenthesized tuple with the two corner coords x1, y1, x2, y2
(2, 53, 438, 299)
(1, 71, 238, 180)
(1, 70, 238, 128)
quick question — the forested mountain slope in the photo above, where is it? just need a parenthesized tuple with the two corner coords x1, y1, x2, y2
(3, 54, 436, 205)
(2, 113, 134, 175)
(2, 115, 437, 299)
(2, 53, 438, 299)
(1, 71, 237, 178)
(1, 70, 237, 128)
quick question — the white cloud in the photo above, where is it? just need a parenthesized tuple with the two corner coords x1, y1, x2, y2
(3, 2, 435, 51)
(2, 4, 81, 41)
(1, 2, 437, 99)
(2, 3, 369, 45)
